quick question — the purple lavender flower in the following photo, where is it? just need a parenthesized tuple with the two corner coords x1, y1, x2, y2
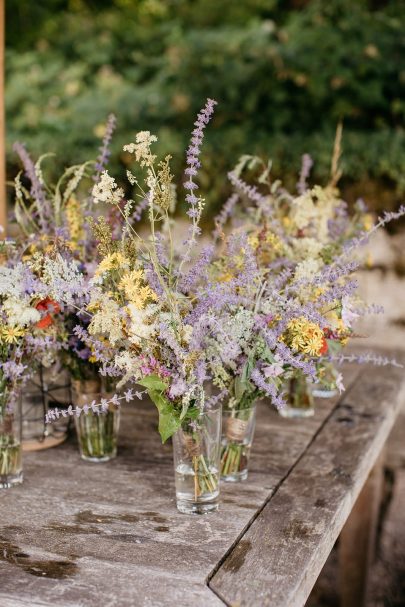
(93, 113, 117, 183)
(183, 98, 217, 208)
(13, 142, 51, 231)
(296, 153, 313, 195)
(330, 352, 403, 368)
(179, 244, 215, 294)
(212, 193, 239, 241)
(228, 171, 266, 207)
(132, 196, 149, 223)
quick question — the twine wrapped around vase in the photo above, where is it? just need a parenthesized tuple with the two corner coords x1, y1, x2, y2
(183, 433, 202, 457)
(226, 416, 248, 442)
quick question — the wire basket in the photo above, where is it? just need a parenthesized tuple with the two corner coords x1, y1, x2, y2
(22, 365, 72, 451)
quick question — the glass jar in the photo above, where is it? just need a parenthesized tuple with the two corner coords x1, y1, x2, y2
(73, 380, 120, 462)
(0, 390, 23, 489)
(173, 404, 222, 515)
(312, 362, 339, 398)
(221, 403, 256, 482)
(279, 371, 315, 418)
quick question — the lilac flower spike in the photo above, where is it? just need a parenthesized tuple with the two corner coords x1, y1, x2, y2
(228, 171, 266, 206)
(93, 113, 117, 183)
(45, 389, 146, 424)
(330, 353, 403, 368)
(183, 98, 217, 208)
(212, 193, 239, 241)
(13, 141, 51, 231)
(296, 153, 313, 194)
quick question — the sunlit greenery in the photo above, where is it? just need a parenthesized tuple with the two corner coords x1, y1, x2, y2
(6, 0, 405, 212)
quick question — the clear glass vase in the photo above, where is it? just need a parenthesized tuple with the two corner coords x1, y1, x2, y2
(173, 404, 221, 515)
(279, 372, 315, 418)
(73, 380, 120, 462)
(312, 362, 339, 398)
(0, 391, 23, 489)
(221, 403, 256, 482)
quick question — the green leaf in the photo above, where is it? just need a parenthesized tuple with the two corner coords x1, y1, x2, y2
(137, 374, 168, 392)
(234, 375, 247, 401)
(137, 375, 179, 442)
(149, 391, 181, 443)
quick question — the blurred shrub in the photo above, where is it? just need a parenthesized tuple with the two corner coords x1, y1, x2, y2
(6, 0, 405, 211)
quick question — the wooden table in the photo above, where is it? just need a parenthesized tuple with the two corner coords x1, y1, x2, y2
(0, 357, 404, 607)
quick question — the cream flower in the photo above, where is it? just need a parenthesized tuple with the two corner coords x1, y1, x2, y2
(127, 303, 156, 346)
(92, 171, 124, 205)
(3, 297, 41, 327)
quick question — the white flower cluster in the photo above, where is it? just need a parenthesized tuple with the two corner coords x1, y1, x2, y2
(0, 264, 28, 298)
(290, 186, 336, 243)
(123, 131, 158, 167)
(294, 258, 322, 283)
(127, 303, 157, 346)
(114, 351, 143, 387)
(41, 254, 84, 305)
(88, 293, 123, 344)
(92, 171, 124, 205)
(290, 237, 324, 261)
(2, 297, 40, 327)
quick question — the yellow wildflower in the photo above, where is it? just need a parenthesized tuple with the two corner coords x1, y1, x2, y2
(310, 286, 326, 301)
(248, 234, 259, 250)
(218, 271, 233, 282)
(284, 316, 325, 357)
(118, 269, 157, 309)
(95, 252, 129, 277)
(0, 325, 26, 344)
(65, 196, 85, 246)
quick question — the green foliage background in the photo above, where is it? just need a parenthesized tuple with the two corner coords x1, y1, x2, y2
(6, 0, 405, 213)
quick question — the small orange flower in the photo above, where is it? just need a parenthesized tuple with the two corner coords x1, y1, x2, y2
(36, 298, 61, 314)
(319, 337, 328, 356)
(36, 314, 53, 329)
(35, 298, 61, 329)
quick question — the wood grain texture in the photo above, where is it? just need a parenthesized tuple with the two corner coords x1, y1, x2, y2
(0, 362, 396, 607)
(339, 452, 384, 607)
(209, 363, 405, 607)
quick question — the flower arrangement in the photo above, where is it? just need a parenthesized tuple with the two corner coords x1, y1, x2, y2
(45, 100, 232, 511)
(214, 129, 405, 415)
(0, 240, 84, 485)
(12, 115, 120, 390)
(6, 103, 402, 511)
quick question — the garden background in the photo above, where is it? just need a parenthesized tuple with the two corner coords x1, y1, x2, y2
(6, 0, 405, 214)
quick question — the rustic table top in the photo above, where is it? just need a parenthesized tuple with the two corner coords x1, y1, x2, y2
(0, 357, 404, 607)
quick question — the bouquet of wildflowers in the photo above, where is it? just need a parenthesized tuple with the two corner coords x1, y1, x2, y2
(0, 239, 84, 484)
(12, 115, 121, 388)
(215, 130, 405, 403)
(61, 102, 222, 438)
(45, 99, 237, 506)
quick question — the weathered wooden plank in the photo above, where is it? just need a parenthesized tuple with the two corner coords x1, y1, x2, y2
(209, 363, 405, 607)
(0, 366, 360, 606)
(339, 451, 384, 607)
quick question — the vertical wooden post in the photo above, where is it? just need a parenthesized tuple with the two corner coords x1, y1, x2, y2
(339, 453, 385, 607)
(0, 0, 6, 232)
